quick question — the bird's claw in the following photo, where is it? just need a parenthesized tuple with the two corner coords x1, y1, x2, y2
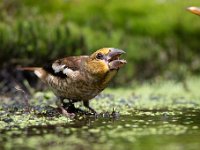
(59, 107, 75, 118)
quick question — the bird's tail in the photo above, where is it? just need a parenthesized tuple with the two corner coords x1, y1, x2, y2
(18, 67, 41, 72)
(18, 67, 46, 79)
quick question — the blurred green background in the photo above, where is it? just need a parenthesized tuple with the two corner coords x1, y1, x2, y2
(1, 0, 200, 85)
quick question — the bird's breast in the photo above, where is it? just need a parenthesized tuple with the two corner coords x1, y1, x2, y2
(101, 70, 117, 86)
(45, 73, 107, 101)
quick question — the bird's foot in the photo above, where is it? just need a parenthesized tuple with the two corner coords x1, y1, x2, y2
(63, 103, 81, 113)
(61, 102, 98, 116)
(59, 106, 75, 118)
(86, 106, 98, 116)
(89, 108, 97, 115)
(83, 101, 98, 115)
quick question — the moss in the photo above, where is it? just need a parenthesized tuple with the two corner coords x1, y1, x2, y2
(1, 77, 200, 149)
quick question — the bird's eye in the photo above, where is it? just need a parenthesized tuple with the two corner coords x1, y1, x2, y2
(96, 53, 104, 60)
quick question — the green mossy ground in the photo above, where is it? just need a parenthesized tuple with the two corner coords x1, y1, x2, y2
(1, 77, 200, 150)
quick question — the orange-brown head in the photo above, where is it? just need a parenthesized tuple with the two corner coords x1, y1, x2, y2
(187, 6, 200, 16)
(84, 48, 126, 77)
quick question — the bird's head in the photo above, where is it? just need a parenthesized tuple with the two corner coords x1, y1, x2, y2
(187, 6, 200, 16)
(84, 48, 127, 76)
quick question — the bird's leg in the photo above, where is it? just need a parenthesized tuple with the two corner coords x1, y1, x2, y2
(56, 97, 75, 117)
(62, 99, 73, 109)
(61, 99, 86, 114)
(64, 101, 87, 114)
(83, 101, 97, 114)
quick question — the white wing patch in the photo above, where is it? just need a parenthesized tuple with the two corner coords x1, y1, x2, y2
(63, 67, 79, 78)
(63, 67, 74, 76)
(52, 62, 80, 79)
(52, 63, 65, 73)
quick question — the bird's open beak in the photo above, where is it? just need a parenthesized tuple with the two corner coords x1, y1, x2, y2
(107, 48, 127, 70)
(187, 7, 200, 16)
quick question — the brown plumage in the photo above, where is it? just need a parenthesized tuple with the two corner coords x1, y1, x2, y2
(20, 48, 126, 115)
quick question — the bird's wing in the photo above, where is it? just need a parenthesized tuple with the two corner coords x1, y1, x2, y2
(43, 56, 88, 79)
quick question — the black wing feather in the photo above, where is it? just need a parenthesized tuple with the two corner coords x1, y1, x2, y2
(43, 63, 67, 78)
(42, 56, 88, 78)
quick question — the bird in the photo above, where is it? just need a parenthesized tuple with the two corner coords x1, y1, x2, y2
(20, 48, 127, 116)
(187, 6, 200, 16)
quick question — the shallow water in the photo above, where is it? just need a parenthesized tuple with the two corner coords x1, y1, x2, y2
(1, 108, 200, 150)
(2, 78, 200, 150)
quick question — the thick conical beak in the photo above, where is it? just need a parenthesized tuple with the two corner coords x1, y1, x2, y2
(107, 48, 127, 70)
(187, 6, 200, 16)
(107, 48, 125, 60)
